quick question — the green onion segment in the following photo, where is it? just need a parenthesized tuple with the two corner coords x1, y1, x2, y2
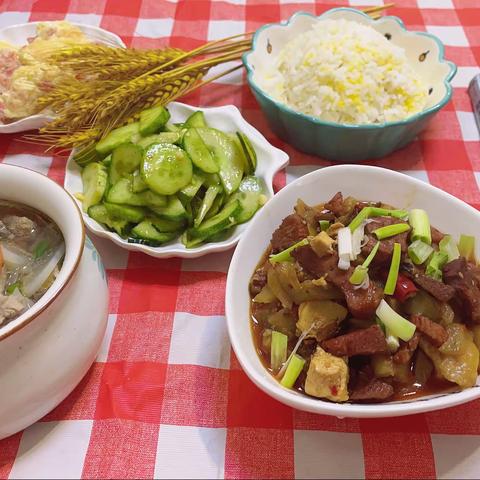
(373, 223, 410, 240)
(384, 243, 401, 295)
(458, 234, 476, 262)
(271, 331, 288, 371)
(280, 354, 306, 388)
(409, 209, 431, 245)
(349, 241, 380, 285)
(349, 207, 409, 232)
(376, 299, 416, 341)
(439, 235, 460, 262)
(319, 220, 330, 232)
(426, 251, 448, 280)
(269, 238, 308, 263)
(408, 239, 434, 265)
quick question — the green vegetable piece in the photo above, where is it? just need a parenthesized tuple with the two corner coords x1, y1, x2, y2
(139, 105, 170, 136)
(107, 178, 146, 206)
(349, 206, 409, 232)
(236, 132, 257, 173)
(226, 175, 266, 224)
(409, 209, 431, 245)
(136, 132, 180, 149)
(131, 170, 148, 193)
(149, 196, 188, 221)
(149, 216, 186, 233)
(178, 172, 205, 202)
(349, 265, 368, 285)
(110, 142, 143, 185)
(408, 239, 434, 265)
(183, 127, 219, 173)
(6, 281, 21, 295)
(373, 223, 410, 240)
(142, 143, 193, 195)
(458, 234, 476, 262)
(104, 202, 146, 223)
(269, 238, 309, 263)
(194, 184, 221, 227)
(271, 330, 288, 371)
(280, 354, 306, 388)
(439, 235, 460, 262)
(319, 220, 330, 232)
(88, 204, 129, 237)
(184, 110, 207, 128)
(131, 220, 177, 245)
(81, 162, 108, 212)
(384, 243, 401, 295)
(426, 251, 449, 280)
(96, 122, 140, 156)
(34, 240, 50, 259)
(364, 241, 380, 267)
(376, 299, 416, 342)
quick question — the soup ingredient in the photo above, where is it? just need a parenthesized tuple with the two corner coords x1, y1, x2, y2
(409, 209, 432, 245)
(0, 201, 64, 327)
(408, 239, 434, 265)
(0, 21, 90, 122)
(261, 19, 427, 125)
(80, 108, 266, 247)
(384, 243, 401, 295)
(280, 354, 306, 388)
(458, 234, 476, 262)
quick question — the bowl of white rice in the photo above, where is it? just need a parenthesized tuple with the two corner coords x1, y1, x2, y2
(243, 8, 456, 162)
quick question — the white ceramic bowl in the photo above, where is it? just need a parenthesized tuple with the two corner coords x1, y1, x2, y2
(0, 22, 125, 133)
(64, 102, 289, 259)
(226, 165, 480, 418)
(0, 164, 109, 439)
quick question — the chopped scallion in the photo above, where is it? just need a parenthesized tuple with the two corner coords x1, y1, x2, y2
(269, 238, 308, 263)
(373, 223, 410, 240)
(348, 207, 409, 232)
(337, 227, 352, 270)
(426, 251, 448, 280)
(408, 239, 434, 265)
(384, 243, 401, 295)
(409, 209, 431, 245)
(349, 265, 368, 285)
(33, 240, 49, 259)
(458, 234, 476, 262)
(364, 241, 380, 267)
(385, 326, 400, 353)
(271, 331, 288, 372)
(280, 354, 306, 388)
(348, 207, 371, 232)
(6, 282, 20, 295)
(376, 299, 416, 341)
(439, 235, 460, 262)
(319, 220, 330, 232)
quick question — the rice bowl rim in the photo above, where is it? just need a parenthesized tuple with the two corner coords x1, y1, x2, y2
(243, 8, 457, 130)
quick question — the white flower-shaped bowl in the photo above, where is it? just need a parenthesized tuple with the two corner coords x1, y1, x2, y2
(0, 22, 125, 133)
(64, 102, 289, 259)
(226, 165, 480, 418)
(243, 8, 457, 162)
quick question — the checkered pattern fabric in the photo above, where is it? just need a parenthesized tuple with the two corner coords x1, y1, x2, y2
(1, 0, 480, 478)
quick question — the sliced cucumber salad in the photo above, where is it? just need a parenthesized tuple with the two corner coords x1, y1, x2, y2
(78, 105, 266, 248)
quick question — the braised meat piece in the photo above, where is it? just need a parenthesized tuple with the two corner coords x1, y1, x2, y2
(362, 217, 410, 265)
(321, 325, 389, 357)
(249, 266, 267, 296)
(270, 214, 309, 253)
(402, 263, 455, 302)
(393, 332, 421, 364)
(410, 315, 448, 347)
(324, 192, 346, 216)
(341, 281, 384, 319)
(292, 245, 338, 279)
(443, 257, 480, 323)
(431, 226, 445, 244)
(350, 378, 394, 401)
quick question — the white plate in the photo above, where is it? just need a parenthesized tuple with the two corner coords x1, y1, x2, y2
(64, 102, 289, 258)
(0, 22, 125, 133)
(226, 165, 480, 418)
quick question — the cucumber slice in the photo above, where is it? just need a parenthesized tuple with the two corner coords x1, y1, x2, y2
(81, 162, 108, 212)
(136, 132, 180, 149)
(183, 128, 218, 174)
(204, 192, 224, 220)
(181, 232, 204, 249)
(228, 133, 250, 175)
(188, 199, 241, 240)
(130, 221, 178, 245)
(88, 204, 129, 237)
(140, 190, 167, 207)
(178, 172, 205, 202)
(226, 175, 266, 224)
(149, 216, 186, 232)
(194, 184, 221, 227)
(110, 142, 143, 185)
(96, 122, 140, 156)
(142, 143, 193, 195)
(104, 202, 146, 223)
(107, 178, 146, 206)
(149, 195, 188, 221)
(132, 170, 148, 193)
(139, 105, 170, 135)
(102, 154, 112, 167)
(237, 132, 257, 173)
(163, 123, 181, 133)
(196, 127, 243, 194)
(184, 111, 207, 128)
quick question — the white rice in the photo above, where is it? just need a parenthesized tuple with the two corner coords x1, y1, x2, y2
(260, 19, 428, 125)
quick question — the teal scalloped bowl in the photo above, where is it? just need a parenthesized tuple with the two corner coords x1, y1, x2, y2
(243, 8, 457, 162)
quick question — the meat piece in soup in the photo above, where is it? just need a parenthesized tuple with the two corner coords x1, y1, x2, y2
(0, 201, 65, 327)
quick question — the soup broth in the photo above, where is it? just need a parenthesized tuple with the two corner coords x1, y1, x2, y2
(0, 200, 65, 327)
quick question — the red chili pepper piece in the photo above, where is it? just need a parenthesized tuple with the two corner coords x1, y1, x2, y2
(394, 274, 418, 302)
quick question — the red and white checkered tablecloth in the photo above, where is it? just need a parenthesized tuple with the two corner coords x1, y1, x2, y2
(1, 0, 480, 478)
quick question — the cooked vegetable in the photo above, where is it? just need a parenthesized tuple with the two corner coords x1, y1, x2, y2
(439, 235, 460, 262)
(376, 299, 416, 341)
(269, 238, 308, 263)
(337, 227, 352, 269)
(280, 354, 306, 388)
(373, 223, 410, 240)
(139, 105, 170, 135)
(409, 209, 431, 245)
(425, 251, 448, 280)
(408, 239, 434, 265)
(349, 206, 408, 232)
(81, 162, 108, 212)
(319, 220, 330, 232)
(384, 243, 401, 295)
(393, 274, 417, 302)
(458, 234, 476, 262)
(271, 331, 288, 371)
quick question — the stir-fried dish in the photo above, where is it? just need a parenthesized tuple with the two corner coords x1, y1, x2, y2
(249, 192, 480, 403)
(0, 201, 65, 327)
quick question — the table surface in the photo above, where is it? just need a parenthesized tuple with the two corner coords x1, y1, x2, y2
(1, 0, 480, 479)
